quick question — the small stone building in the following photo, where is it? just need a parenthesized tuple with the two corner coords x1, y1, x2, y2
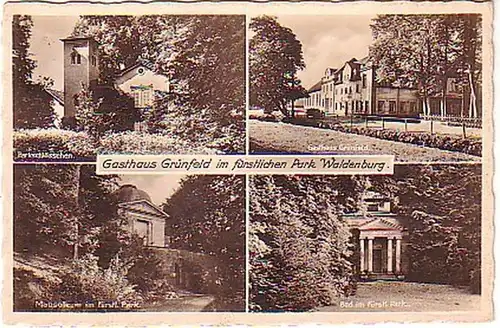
(110, 184, 218, 292)
(344, 191, 409, 280)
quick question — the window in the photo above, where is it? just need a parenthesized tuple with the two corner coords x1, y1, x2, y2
(362, 74, 367, 88)
(365, 101, 369, 113)
(130, 84, 154, 108)
(367, 203, 378, 212)
(71, 51, 82, 65)
(91, 55, 97, 66)
(389, 101, 396, 112)
(356, 84, 360, 93)
(409, 102, 417, 113)
(73, 94, 79, 107)
(377, 101, 385, 113)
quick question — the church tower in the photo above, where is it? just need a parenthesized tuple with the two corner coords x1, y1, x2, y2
(60, 37, 99, 120)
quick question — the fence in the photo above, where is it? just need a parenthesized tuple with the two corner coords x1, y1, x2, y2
(420, 114, 482, 129)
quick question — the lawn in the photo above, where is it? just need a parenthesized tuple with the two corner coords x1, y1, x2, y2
(316, 281, 481, 312)
(249, 120, 481, 163)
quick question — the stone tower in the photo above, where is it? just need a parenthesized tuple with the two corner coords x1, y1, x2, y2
(60, 37, 99, 119)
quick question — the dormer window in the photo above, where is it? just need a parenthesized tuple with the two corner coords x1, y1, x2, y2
(71, 50, 82, 65)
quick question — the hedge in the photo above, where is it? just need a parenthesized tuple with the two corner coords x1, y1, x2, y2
(13, 129, 220, 161)
(13, 128, 96, 161)
(276, 117, 482, 157)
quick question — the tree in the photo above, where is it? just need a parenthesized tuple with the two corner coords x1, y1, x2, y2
(249, 16, 307, 117)
(370, 14, 482, 117)
(249, 175, 367, 311)
(163, 175, 246, 310)
(13, 15, 56, 129)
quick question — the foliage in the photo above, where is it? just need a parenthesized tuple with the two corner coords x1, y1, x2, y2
(98, 131, 220, 155)
(13, 15, 56, 129)
(370, 14, 482, 116)
(281, 118, 482, 156)
(250, 16, 307, 116)
(53, 254, 141, 305)
(164, 175, 246, 310)
(13, 128, 96, 161)
(249, 175, 366, 311)
(394, 164, 481, 292)
(14, 165, 80, 254)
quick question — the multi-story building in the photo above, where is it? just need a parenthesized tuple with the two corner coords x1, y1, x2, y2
(299, 55, 466, 118)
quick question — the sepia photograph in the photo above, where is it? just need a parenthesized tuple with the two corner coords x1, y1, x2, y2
(13, 165, 245, 312)
(249, 164, 481, 312)
(249, 15, 482, 162)
(12, 15, 246, 162)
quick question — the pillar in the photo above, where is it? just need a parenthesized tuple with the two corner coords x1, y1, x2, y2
(368, 237, 373, 273)
(395, 238, 402, 273)
(360, 238, 365, 272)
(387, 238, 393, 273)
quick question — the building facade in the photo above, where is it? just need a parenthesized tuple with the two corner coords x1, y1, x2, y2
(299, 56, 466, 118)
(344, 191, 409, 280)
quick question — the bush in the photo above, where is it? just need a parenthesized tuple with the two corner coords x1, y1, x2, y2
(53, 254, 141, 306)
(281, 119, 482, 156)
(13, 129, 95, 161)
(98, 131, 220, 155)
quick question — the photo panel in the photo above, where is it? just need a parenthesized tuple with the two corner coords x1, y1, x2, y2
(13, 164, 246, 312)
(249, 164, 481, 312)
(12, 14, 246, 162)
(248, 14, 483, 163)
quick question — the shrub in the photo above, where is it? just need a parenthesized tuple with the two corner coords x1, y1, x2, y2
(98, 131, 220, 155)
(13, 129, 95, 161)
(53, 254, 141, 306)
(281, 119, 482, 156)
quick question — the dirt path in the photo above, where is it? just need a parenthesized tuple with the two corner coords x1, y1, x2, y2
(316, 281, 481, 312)
(139, 294, 215, 312)
(249, 121, 481, 163)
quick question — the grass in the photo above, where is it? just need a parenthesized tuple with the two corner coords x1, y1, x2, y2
(316, 281, 481, 312)
(249, 120, 481, 163)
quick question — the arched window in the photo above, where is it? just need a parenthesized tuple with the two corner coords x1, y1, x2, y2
(71, 50, 82, 65)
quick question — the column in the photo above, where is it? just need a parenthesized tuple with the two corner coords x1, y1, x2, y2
(359, 238, 365, 272)
(368, 238, 373, 273)
(395, 238, 402, 273)
(387, 238, 393, 273)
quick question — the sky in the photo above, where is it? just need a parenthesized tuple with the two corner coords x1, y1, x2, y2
(30, 16, 79, 90)
(275, 15, 375, 90)
(118, 174, 186, 205)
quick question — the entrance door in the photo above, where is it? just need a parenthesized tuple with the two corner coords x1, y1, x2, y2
(135, 219, 150, 245)
(373, 249, 383, 273)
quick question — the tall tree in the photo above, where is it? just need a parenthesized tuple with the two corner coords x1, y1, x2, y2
(12, 15, 55, 129)
(249, 175, 367, 311)
(370, 14, 482, 117)
(249, 16, 307, 117)
(163, 175, 246, 309)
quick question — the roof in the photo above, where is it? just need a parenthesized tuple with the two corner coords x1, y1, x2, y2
(117, 58, 157, 78)
(45, 89, 64, 106)
(111, 184, 153, 203)
(60, 36, 97, 42)
(308, 80, 322, 93)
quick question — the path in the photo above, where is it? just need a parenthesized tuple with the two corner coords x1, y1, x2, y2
(249, 120, 480, 163)
(140, 293, 215, 312)
(316, 281, 481, 312)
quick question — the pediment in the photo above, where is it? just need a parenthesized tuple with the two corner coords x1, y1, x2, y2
(119, 200, 169, 219)
(358, 217, 403, 231)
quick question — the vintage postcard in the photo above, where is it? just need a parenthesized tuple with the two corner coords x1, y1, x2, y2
(1, 0, 494, 326)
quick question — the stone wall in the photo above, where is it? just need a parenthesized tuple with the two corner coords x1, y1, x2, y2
(150, 247, 219, 294)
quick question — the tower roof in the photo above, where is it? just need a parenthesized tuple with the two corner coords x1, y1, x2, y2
(111, 184, 153, 203)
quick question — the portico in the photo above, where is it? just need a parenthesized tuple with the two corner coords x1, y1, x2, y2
(358, 226, 404, 279)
